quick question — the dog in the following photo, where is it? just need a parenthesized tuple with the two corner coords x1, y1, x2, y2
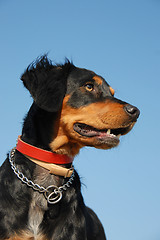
(0, 56, 140, 240)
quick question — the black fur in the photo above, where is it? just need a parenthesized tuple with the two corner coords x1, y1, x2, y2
(0, 152, 105, 239)
(0, 56, 139, 239)
(21, 56, 74, 112)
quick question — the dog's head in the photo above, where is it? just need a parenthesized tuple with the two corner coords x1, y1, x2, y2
(21, 56, 140, 156)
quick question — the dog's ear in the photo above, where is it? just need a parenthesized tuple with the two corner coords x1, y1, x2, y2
(21, 56, 74, 112)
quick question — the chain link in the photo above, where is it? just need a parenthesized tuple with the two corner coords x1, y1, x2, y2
(9, 148, 75, 204)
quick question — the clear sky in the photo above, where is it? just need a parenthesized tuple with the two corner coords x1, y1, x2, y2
(0, 0, 160, 239)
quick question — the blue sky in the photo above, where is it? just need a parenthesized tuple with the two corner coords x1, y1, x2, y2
(0, 0, 160, 239)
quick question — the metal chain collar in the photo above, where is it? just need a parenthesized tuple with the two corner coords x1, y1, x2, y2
(9, 148, 75, 204)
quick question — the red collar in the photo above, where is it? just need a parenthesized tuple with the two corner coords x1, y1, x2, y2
(16, 136, 73, 165)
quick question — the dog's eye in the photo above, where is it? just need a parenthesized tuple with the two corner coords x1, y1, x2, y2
(85, 83, 94, 92)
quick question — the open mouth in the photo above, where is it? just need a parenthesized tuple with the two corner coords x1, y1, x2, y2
(73, 123, 133, 140)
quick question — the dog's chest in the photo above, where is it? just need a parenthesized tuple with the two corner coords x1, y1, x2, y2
(24, 166, 63, 239)
(27, 193, 47, 238)
(28, 203, 43, 234)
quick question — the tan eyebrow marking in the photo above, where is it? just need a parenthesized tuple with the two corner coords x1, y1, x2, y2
(93, 76, 103, 85)
(109, 86, 115, 96)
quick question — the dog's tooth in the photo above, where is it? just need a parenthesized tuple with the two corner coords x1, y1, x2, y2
(107, 129, 111, 135)
(117, 134, 121, 139)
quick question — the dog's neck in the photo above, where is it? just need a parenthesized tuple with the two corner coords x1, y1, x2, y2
(19, 103, 75, 179)
(22, 102, 82, 158)
(22, 103, 58, 150)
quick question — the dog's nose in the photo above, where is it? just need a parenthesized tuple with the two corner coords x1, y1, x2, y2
(124, 104, 140, 120)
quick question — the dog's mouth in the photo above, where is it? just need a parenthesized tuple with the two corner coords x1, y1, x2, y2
(73, 122, 134, 142)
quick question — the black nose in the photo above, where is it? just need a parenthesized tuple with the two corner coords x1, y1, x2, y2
(124, 104, 140, 120)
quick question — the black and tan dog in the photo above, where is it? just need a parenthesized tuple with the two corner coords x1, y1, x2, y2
(0, 56, 140, 240)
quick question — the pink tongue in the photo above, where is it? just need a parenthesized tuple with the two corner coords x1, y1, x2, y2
(98, 131, 108, 137)
(83, 129, 99, 136)
(83, 126, 107, 137)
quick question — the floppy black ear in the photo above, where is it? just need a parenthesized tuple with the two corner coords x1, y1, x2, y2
(21, 56, 74, 112)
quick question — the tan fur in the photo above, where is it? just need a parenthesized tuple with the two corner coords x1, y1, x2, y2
(92, 76, 103, 85)
(5, 231, 47, 240)
(49, 96, 135, 156)
(109, 86, 115, 96)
